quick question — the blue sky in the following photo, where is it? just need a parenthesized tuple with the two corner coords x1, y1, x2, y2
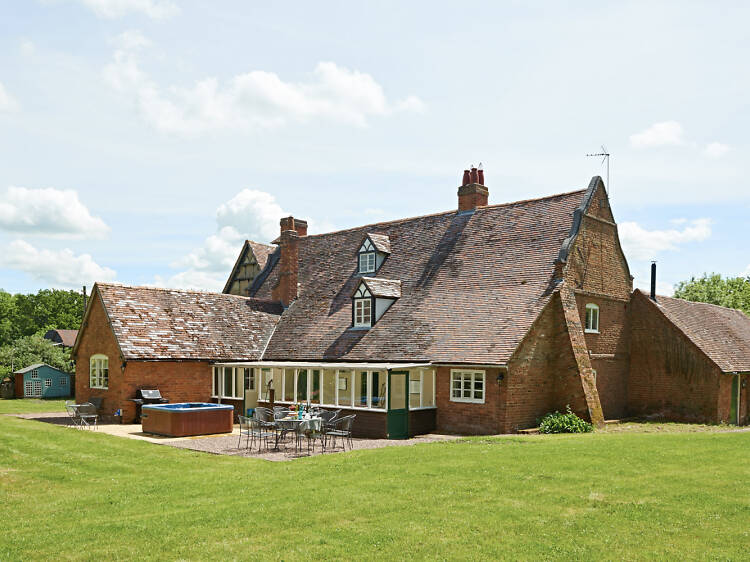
(0, 0, 748, 295)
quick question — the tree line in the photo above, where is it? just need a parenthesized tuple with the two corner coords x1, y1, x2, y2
(0, 289, 84, 378)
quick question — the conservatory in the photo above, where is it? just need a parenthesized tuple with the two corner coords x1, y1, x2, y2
(212, 362, 436, 439)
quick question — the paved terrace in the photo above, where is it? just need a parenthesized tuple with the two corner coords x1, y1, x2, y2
(13, 412, 461, 462)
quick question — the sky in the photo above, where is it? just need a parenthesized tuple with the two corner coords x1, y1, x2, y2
(0, 0, 748, 296)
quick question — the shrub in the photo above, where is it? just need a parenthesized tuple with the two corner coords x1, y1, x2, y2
(538, 406, 593, 434)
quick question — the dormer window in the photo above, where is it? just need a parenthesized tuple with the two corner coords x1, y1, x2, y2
(358, 239, 376, 274)
(353, 284, 373, 327)
(357, 233, 391, 274)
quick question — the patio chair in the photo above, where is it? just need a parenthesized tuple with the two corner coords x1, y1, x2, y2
(238, 415, 274, 452)
(319, 409, 340, 430)
(296, 418, 324, 455)
(325, 414, 355, 451)
(87, 397, 104, 412)
(77, 402, 98, 430)
(273, 407, 291, 420)
(65, 401, 82, 429)
(254, 407, 281, 445)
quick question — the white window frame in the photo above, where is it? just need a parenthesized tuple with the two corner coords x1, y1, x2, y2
(358, 239, 377, 273)
(585, 303, 600, 333)
(60, 377, 68, 387)
(89, 355, 109, 389)
(31, 370, 39, 379)
(44, 378, 52, 388)
(450, 369, 485, 404)
(354, 298, 372, 327)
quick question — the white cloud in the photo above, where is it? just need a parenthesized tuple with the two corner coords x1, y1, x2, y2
(0, 82, 19, 112)
(1, 239, 116, 288)
(103, 39, 424, 135)
(619, 218, 711, 260)
(77, 0, 178, 19)
(629, 121, 685, 148)
(741, 264, 750, 278)
(111, 30, 152, 50)
(704, 142, 731, 158)
(0, 186, 110, 239)
(160, 190, 294, 291)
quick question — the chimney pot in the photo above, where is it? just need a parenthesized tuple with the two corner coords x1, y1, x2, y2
(470, 167, 478, 184)
(462, 170, 470, 186)
(457, 165, 489, 212)
(477, 169, 484, 185)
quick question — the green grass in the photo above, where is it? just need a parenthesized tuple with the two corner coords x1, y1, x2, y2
(1, 417, 749, 560)
(0, 397, 68, 414)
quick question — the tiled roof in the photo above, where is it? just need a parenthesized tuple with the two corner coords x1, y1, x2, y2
(637, 289, 750, 372)
(360, 277, 401, 298)
(253, 188, 588, 364)
(367, 233, 391, 254)
(247, 240, 275, 270)
(94, 283, 282, 361)
(44, 329, 79, 347)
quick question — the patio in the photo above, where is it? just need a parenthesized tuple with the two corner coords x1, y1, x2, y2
(14, 412, 461, 461)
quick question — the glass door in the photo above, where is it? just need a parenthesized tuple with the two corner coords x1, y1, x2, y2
(387, 371, 409, 439)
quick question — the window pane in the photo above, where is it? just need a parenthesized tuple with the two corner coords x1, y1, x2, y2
(283, 369, 295, 401)
(296, 369, 308, 402)
(371, 371, 385, 409)
(337, 371, 352, 406)
(223, 367, 233, 397)
(236, 368, 244, 398)
(310, 370, 321, 404)
(363, 300, 371, 324)
(259, 368, 271, 400)
(322, 370, 335, 406)
(355, 371, 367, 407)
(422, 370, 435, 407)
(213, 368, 219, 396)
(409, 372, 421, 408)
(390, 373, 406, 409)
(367, 253, 375, 271)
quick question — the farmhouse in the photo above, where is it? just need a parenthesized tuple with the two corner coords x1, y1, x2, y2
(73, 170, 750, 435)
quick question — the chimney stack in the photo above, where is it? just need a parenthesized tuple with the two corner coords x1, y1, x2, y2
(650, 261, 657, 301)
(272, 216, 306, 306)
(457, 164, 488, 212)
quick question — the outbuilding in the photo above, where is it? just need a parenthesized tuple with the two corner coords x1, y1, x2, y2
(14, 363, 72, 398)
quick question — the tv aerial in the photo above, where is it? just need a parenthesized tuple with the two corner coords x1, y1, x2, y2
(586, 145, 610, 194)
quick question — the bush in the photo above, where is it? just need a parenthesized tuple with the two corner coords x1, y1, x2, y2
(538, 406, 593, 434)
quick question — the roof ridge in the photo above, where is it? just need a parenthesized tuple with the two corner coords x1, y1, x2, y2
(638, 288, 749, 316)
(96, 282, 277, 302)
(300, 188, 588, 240)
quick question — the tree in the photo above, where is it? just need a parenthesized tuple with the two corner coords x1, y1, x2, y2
(0, 288, 84, 347)
(0, 333, 74, 379)
(673, 273, 750, 315)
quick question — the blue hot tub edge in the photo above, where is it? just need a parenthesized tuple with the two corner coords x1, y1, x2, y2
(142, 402, 234, 412)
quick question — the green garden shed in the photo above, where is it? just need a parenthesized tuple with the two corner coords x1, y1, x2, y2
(14, 363, 73, 399)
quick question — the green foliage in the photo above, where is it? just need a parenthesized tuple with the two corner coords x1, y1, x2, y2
(0, 288, 84, 348)
(0, 333, 73, 379)
(538, 405, 594, 433)
(673, 273, 750, 315)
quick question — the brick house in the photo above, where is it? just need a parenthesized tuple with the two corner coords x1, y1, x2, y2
(223, 239, 275, 296)
(73, 169, 750, 435)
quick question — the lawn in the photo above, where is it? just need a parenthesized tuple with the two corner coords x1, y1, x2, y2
(0, 397, 68, 414)
(1, 416, 748, 560)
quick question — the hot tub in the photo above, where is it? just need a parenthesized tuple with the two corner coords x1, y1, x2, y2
(141, 403, 234, 437)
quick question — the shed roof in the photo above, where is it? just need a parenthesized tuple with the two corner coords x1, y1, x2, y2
(636, 289, 750, 372)
(14, 363, 69, 375)
(89, 283, 283, 361)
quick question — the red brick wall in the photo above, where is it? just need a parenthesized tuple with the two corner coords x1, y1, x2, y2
(435, 366, 505, 435)
(75, 293, 124, 415)
(576, 295, 630, 419)
(120, 361, 212, 423)
(75, 291, 213, 423)
(628, 292, 722, 422)
(506, 294, 587, 432)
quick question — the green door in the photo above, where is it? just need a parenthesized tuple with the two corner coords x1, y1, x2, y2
(730, 375, 740, 425)
(387, 371, 409, 439)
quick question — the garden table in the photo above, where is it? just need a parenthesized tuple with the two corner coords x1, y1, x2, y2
(273, 417, 322, 453)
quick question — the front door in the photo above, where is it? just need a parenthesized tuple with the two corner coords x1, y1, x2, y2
(387, 371, 408, 439)
(730, 375, 740, 425)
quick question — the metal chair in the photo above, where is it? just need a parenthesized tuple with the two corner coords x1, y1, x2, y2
(296, 418, 324, 455)
(325, 414, 355, 450)
(77, 402, 98, 430)
(319, 409, 340, 430)
(65, 401, 82, 429)
(273, 407, 291, 420)
(238, 415, 274, 451)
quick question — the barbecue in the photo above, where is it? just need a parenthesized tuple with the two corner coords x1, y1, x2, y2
(130, 389, 169, 423)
